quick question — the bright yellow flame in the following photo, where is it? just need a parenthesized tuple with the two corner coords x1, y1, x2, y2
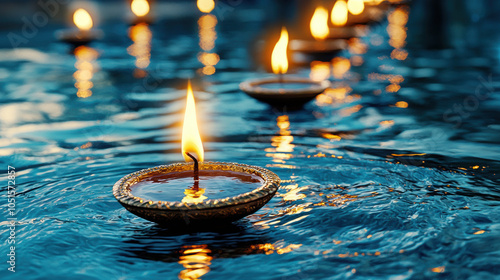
(271, 27, 289, 75)
(197, 0, 215, 13)
(131, 0, 150, 17)
(182, 81, 204, 162)
(331, 0, 348, 26)
(347, 0, 364, 15)
(73, 9, 93, 31)
(310, 7, 329, 40)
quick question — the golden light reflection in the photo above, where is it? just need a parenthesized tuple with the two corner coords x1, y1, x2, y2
(310, 61, 331, 82)
(271, 27, 289, 75)
(332, 57, 351, 79)
(347, 0, 365, 15)
(347, 38, 368, 55)
(178, 245, 213, 280)
(249, 243, 302, 255)
(310, 7, 330, 40)
(74, 46, 98, 98)
(315, 86, 353, 105)
(198, 15, 217, 51)
(182, 187, 207, 204)
(431, 266, 446, 273)
(265, 115, 295, 164)
(127, 23, 152, 76)
(131, 0, 150, 17)
(394, 101, 408, 108)
(198, 14, 218, 75)
(331, 0, 348, 26)
(368, 73, 404, 93)
(182, 81, 204, 162)
(387, 6, 409, 60)
(73, 8, 93, 31)
(197, 0, 215, 13)
(339, 104, 362, 116)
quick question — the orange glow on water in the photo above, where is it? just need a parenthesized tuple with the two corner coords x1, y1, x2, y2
(266, 115, 295, 164)
(74, 46, 98, 98)
(332, 57, 351, 79)
(178, 245, 212, 280)
(310, 61, 331, 82)
(271, 27, 289, 74)
(128, 23, 152, 70)
(387, 6, 409, 60)
(395, 101, 408, 108)
(198, 14, 218, 75)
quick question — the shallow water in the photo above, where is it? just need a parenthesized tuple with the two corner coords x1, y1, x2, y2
(1, 2, 500, 280)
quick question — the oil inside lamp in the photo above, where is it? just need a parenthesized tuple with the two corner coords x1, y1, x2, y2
(113, 82, 280, 225)
(240, 27, 331, 108)
(56, 8, 103, 46)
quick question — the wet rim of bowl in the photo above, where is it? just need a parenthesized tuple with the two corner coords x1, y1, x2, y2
(239, 76, 331, 96)
(113, 161, 280, 211)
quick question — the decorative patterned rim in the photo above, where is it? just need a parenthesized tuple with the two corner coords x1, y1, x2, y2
(113, 162, 280, 211)
(239, 76, 330, 97)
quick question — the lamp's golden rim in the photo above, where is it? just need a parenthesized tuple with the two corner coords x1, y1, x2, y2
(113, 161, 280, 211)
(239, 76, 330, 97)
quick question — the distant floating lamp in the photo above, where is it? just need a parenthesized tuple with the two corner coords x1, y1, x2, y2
(197, 0, 215, 13)
(240, 27, 331, 108)
(56, 8, 103, 47)
(129, 0, 153, 24)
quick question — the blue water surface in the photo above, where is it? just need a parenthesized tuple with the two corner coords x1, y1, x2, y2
(1, 1, 500, 280)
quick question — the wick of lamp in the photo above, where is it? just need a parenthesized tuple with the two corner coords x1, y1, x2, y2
(185, 152, 200, 190)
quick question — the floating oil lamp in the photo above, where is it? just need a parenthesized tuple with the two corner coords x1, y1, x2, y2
(240, 27, 331, 108)
(289, 6, 347, 54)
(129, 0, 152, 25)
(56, 8, 103, 46)
(113, 82, 280, 225)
